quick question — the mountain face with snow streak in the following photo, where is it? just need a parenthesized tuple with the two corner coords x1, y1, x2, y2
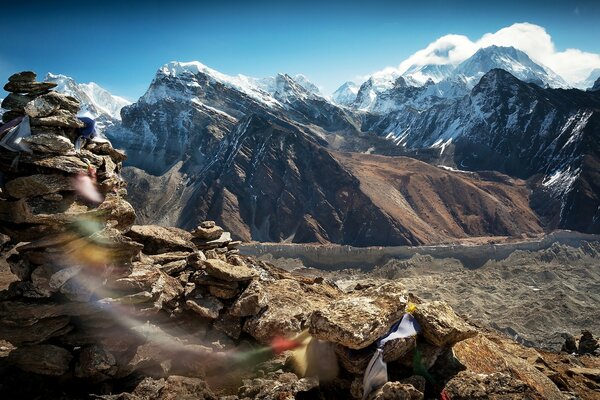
(44, 73, 130, 132)
(402, 63, 454, 85)
(581, 68, 600, 90)
(108, 61, 372, 175)
(364, 69, 600, 232)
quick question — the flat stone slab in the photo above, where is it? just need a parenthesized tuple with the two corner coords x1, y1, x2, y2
(126, 225, 196, 255)
(412, 301, 476, 347)
(202, 259, 257, 282)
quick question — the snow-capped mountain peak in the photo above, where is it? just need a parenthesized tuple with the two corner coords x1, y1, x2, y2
(332, 81, 359, 106)
(44, 73, 130, 131)
(402, 63, 455, 85)
(292, 74, 322, 95)
(454, 45, 569, 88)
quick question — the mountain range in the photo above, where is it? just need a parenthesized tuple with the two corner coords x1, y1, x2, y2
(44, 45, 600, 245)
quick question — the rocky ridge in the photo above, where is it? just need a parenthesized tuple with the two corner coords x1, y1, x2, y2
(1, 71, 599, 399)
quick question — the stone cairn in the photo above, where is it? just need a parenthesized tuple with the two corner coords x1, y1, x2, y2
(0, 71, 594, 399)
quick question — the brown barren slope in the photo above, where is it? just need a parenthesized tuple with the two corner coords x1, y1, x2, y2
(333, 152, 543, 244)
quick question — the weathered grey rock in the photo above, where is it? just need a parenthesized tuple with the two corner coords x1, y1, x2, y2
(49, 265, 83, 290)
(334, 344, 374, 374)
(75, 345, 117, 380)
(8, 344, 73, 376)
(230, 280, 268, 317)
(22, 132, 75, 154)
(158, 259, 187, 275)
(578, 330, 599, 355)
(202, 259, 257, 282)
(244, 278, 339, 344)
(4, 80, 56, 94)
(30, 264, 60, 297)
(309, 282, 408, 349)
(412, 301, 476, 347)
(382, 335, 416, 363)
(196, 231, 232, 249)
(8, 71, 36, 82)
(25, 91, 79, 117)
(208, 285, 238, 299)
(443, 371, 535, 399)
(30, 109, 85, 128)
(99, 375, 218, 400)
(24, 95, 60, 117)
(370, 381, 424, 400)
(126, 225, 196, 254)
(0, 316, 72, 346)
(1, 93, 35, 111)
(84, 141, 127, 163)
(214, 313, 242, 339)
(2, 110, 24, 123)
(238, 372, 319, 400)
(5, 174, 73, 198)
(186, 296, 223, 319)
(30, 125, 74, 138)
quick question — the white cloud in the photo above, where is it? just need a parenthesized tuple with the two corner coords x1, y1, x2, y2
(380, 23, 600, 87)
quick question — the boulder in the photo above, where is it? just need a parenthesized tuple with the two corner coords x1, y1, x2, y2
(5, 174, 73, 199)
(202, 259, 257, 282)
(412, 301, 476, 347)
(126, 225, 196, 255)
(309, 282, 407, 349)
(8, 344, 73, 376)
(578, 330, 599, 355)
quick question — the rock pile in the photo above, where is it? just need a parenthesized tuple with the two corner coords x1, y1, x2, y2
(2, 71, 86, 140)
(0, 71, 598, 399)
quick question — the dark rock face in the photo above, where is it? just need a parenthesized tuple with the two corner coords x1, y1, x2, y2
(110, 65, 546, 246)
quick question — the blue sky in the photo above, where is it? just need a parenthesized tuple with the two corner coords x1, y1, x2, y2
(1, 0, 599, 100)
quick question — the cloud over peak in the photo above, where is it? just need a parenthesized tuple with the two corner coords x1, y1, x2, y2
(391, 23, 600, 87)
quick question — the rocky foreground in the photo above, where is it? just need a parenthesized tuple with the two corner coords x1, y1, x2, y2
(0, 72, 599, 399)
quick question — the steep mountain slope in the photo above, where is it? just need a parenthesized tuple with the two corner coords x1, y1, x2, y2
(44, 73, 130, 132)
(109, 61, 363, 175)
(122, 113, 543, 245)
